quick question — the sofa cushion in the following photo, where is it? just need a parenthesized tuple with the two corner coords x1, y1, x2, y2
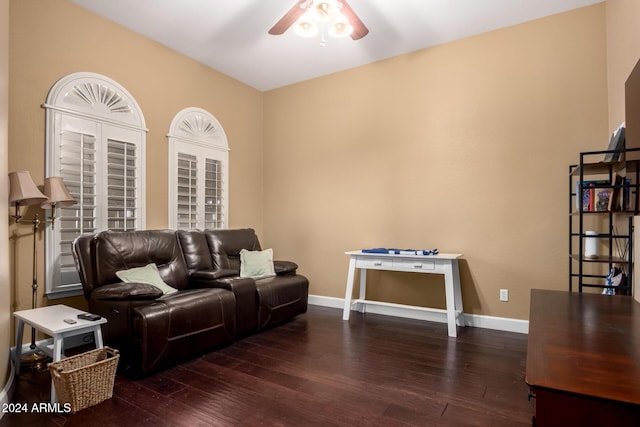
(240, 248, 276, 279)
(255, 274, 309, 330)
(177, 230, 214, 273)
(132, 288, 236, 373)
(205, 228, 261, 272)
(116, 264, 178, 295)
(93, 230, 190, 290)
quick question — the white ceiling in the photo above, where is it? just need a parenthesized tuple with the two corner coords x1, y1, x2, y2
(69, 0, 603, 92)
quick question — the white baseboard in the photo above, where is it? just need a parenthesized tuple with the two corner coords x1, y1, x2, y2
(308, 294, 529, 334)
(308, 295, 344, 309)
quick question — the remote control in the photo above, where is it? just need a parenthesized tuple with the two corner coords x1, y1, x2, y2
(63, 318, 77, 324)
(78, 313, 101, 321)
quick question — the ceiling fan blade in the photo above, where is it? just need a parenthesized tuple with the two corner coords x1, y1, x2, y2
(341, 0, 369, 40)
(268, 0, 308, 35)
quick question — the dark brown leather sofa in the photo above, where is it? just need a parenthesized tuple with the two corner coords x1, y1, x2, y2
(72, 228, 308, 375)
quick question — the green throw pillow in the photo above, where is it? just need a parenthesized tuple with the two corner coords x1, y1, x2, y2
(240, 248, 276, 279)
(115, 263, 177, 295)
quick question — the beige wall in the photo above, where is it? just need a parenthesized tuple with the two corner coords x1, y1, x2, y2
(263, 4, 610, 319)
(4, 0, 640, 393)
(1, 0, 10, 389)
(8, 0, 263, 314)
(606, 0, 640, 131)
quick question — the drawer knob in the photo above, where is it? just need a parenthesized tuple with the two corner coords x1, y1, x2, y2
(414, 263, 422, 268)
(373, 261, 383, 266)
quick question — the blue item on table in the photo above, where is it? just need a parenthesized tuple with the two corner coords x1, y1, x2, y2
(361, 248, 438, 255)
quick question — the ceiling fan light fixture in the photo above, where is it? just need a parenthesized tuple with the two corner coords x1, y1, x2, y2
(269, 0, 368, 43)
(311, 0, 340, 23)
(294, 15, 319, 37)
(328, 13, 353, 38)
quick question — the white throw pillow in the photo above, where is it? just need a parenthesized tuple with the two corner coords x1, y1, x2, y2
(116, 263, 178, 295)
(240, 248, 276, 279)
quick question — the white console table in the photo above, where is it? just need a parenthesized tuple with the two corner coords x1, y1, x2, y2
(343, 250, 465, 337)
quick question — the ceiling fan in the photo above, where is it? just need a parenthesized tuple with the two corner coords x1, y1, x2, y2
(268, 0, 369, 42)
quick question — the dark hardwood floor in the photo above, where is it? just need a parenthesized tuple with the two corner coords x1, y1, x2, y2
(1, 305, 531, 426)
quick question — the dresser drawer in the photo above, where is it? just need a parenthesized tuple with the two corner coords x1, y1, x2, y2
(356, 257, 393, 269)
(393, 259, 435, 271)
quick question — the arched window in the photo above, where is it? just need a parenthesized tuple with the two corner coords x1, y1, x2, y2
(43, 72, 146, 297)
(167, 108, 229, 230)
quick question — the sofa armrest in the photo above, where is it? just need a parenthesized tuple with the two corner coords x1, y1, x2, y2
(189, 269, 238, 286)
(90, 283, 163, 301)
(191, 276, 258, 334)
(274, 260, 298, 276)
(191, 275, 253, 291)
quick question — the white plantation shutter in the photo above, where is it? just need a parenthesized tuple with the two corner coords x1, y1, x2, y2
(106, 139, 138, 231)
(44, 73, 146, 297)
(168, 108, 229, 230)
(57, 127, 97, 287)
(177, 153, 198, 229)
(204, 158, 224, 229)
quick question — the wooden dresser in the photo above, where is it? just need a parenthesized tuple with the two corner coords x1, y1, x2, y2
(526, 289, 640, 426)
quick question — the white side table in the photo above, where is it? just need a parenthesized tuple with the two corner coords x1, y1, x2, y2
(13, 304, 107, 403)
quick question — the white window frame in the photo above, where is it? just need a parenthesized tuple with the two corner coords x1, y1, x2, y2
(167, 107, 229, 230)
(43, 72, 147, 298)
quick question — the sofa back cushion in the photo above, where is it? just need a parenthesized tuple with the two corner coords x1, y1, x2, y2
(93, 230, 190, 290)
(177, 230, 214, 273)
(205, 228, 261, 273)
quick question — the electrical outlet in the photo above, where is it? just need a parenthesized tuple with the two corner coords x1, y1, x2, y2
(500, 289, 509, 302)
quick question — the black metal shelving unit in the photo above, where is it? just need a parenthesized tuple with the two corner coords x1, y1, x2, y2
(569, 148, 640, 294)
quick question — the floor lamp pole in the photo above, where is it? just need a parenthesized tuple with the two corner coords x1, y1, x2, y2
(29, 214, 40, 351)
(20, 213, 49, 370)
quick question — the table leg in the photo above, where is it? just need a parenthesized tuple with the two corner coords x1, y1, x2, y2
(451, 259, 465, 327)
(94, 326, 104, 348)
(443, 261, 458, 337)
(14, 320, 24, 376)
(50, 334, 64, 403)
(358, 268, 367, 313)
(343, 257, 357, 320)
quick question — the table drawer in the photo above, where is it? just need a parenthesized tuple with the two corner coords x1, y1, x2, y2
(357, 257, 393, 269)
(393, 259, 435, 271)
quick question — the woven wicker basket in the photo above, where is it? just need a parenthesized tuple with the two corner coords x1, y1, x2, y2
(48, 347, 119, 413)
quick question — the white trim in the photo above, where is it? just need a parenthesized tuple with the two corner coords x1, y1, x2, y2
(41, 104, 149, 132)
(44, 72, 146, 128)
(45, 287, 83, 299)
(308, 294, 529, 334)
(463, 313, 529, 334)
(308, 294, 344, 308)
(167, 107, 228, 146)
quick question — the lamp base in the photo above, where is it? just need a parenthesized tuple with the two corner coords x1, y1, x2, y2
(20, 351, 51, 372)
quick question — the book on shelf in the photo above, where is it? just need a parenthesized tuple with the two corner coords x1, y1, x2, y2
(603, 123, 626, 162)
(621, 177, 635, 211)
(576, 179, 609, 212)
(608, 174, 623, 211)
(595, 188, 612, 211)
